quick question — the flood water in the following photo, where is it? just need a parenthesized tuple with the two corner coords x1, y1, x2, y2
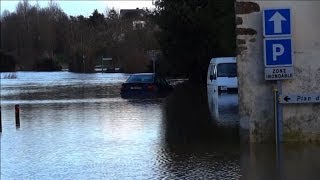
(1, 72, 319, 180)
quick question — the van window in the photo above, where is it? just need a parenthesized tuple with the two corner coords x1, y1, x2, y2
(217, 63, 237, 77)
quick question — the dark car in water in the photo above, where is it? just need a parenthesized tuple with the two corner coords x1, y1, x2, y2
(121, 73, 173, 98)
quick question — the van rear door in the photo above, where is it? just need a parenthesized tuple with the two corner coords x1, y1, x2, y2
(216, 62, 238, 92)
(207, 63, 219, 119)
(207, 63, 217, 86)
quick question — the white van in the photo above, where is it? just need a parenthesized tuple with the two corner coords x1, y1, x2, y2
(207, 57, 238, 94)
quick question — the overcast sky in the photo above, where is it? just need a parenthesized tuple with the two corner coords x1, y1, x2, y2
(1, 0, 155, 16)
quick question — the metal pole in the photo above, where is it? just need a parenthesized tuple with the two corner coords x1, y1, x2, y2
(112, 58, 115, 71)
(274, 80, 283, 145)
(15, 104, 20, 127)
(82, 55, 85, 73)
(153, 60, 155, 74)
(0, 72, 2, 132)
(273, 86, 279, 146)
(0, 106, 2, 132)
(275, 80, 284, 179)
(101, 57, 103, 73)
(83, 59, 85, 73)
(277, 80, 283, 143)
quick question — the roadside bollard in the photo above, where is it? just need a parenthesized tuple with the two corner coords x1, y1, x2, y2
(0, 106, 2, 132)
(15, 104, 20, 127)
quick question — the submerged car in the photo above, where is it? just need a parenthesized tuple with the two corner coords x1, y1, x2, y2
(121, 73, 173, 98)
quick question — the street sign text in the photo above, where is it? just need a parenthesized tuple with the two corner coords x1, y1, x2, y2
(279, 94, 320, 104)
(265, 66, 294, 80)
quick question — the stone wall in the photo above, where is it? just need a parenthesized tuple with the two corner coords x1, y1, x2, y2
(236, 1, 320, 142)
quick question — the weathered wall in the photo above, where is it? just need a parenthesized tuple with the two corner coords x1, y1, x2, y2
(236, 1, 320, 142)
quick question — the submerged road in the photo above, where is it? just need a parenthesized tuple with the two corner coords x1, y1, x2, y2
(0, 72, 319, 179)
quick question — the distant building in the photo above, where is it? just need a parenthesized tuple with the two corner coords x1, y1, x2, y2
(120, 8, 147, 30)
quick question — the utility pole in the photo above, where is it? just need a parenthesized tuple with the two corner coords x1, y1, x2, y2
(82, 55, 86, 73)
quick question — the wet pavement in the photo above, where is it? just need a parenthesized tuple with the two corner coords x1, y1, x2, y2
(0, 72, 320, 179)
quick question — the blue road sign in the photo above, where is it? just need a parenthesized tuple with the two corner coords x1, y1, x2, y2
(263, 8, 291, 37)
(264, 38, 293, 67)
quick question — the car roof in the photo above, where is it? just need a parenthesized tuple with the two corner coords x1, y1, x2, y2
(130, 73, 155, 76)
(126, 73, 155, 83)
(210, 57, 236, 64)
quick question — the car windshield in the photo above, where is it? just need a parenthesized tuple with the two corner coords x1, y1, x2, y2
(217, 63, 237, 77)
(126, 74, 154, 83)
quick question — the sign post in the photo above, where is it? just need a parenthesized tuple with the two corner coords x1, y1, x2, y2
(147, 50, 159, 74)
(263, 8, 292, 144)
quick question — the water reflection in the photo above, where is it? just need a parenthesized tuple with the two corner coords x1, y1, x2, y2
(164, 82, 239, 144)
(162, 82, 240, 179)
(207, 84, 239, 127)
(156, 144, 240, 179)
(1, 72, 319, 179)
(1, 71, 128, 102)
(241, 143, 320, 180)
(1, 100, 164, 179)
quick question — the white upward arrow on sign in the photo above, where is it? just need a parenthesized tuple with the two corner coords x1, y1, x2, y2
(269, 12, 287, 34)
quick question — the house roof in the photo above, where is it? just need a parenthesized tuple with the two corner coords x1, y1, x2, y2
(120, 8, 146, 19)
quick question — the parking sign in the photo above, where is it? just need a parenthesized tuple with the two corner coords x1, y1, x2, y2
(264, 38, 293, 67)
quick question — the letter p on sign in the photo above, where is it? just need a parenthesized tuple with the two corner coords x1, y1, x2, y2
(273, 44, 284, 61)
(264, 38, 293, 67)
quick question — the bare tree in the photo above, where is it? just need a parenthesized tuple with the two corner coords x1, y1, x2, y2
(1, 3, 160, 73)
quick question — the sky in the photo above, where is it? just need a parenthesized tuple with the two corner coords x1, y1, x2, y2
(1, 0, 155, 17)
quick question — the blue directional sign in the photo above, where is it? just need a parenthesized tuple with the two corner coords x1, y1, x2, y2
(264, 38, 293, 67)
(263, 8, 291, 37)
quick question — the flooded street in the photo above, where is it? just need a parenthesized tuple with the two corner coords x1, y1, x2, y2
(1, 72, 319, 179)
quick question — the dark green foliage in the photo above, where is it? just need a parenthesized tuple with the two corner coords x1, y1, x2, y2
(152, 0, 236, 83)
(88, 9, 105, 27)
(0, 50, 16, 72)
(1, 1, 160, 73)
(33, 57, 62, 71)
(0, 1, 235, 76)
